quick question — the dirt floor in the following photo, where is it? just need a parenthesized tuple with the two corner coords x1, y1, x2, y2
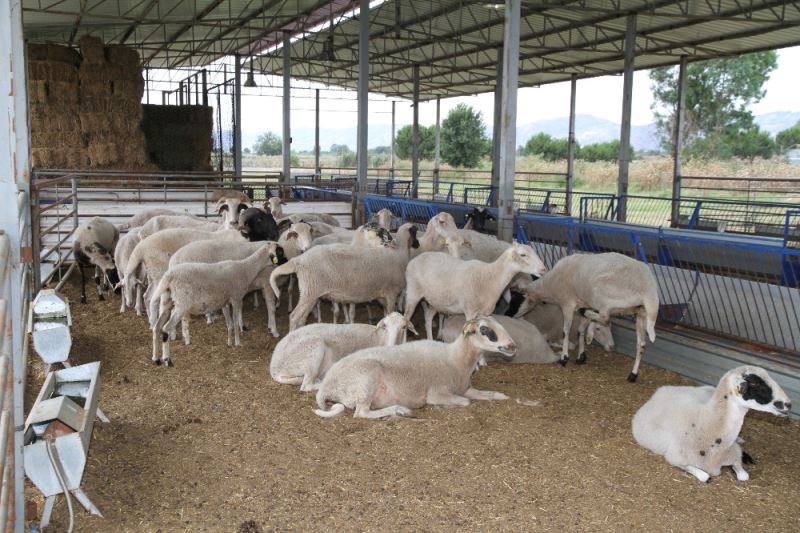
(26, 278, 800, 532)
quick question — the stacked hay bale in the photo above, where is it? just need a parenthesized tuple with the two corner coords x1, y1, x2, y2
(27, 44, 85, 168)
(77, 36, 150, 168)
(141, 104, 213, 171)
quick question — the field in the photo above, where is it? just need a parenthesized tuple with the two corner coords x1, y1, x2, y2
(25, 278, 800, 532)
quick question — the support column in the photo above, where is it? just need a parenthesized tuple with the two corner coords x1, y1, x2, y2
(282, 31, 291, 185)
(390, 101, 396, 179)
(411, 64, 420, 198)
(671, 55, 688, 227)
(356, 0, 370, 221)
(617, 13, 636, 222)
(315, 89, 321, 176)
(566, 74, 577, 216)
(497, 0, 520, 242)
(433, 96, 441, 196)
(491, 46, 503, 204)
(233, 54, 242, 178)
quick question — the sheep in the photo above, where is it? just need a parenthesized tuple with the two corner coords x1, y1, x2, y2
(404, 242, 548, 339)
(114, 227, 143, 314)
(73, 216, 120, 303)
(632, 366, 792, 482)
(371, 208, 398, 230)
(462, 206, 496, 233)
(312, 222, 394, 248)
(237, 207, 280, 242)
(456, 229, 511, 263)
(170, 240, 287, 338)
(138, 214, 218, 240)
(118, 208, 182, 230)
(516, 252, 659, 382)
(314, 316, 516, 419)
(271, 223, 418, 331)
(215, 190, 252, 226)
(277, 213, 342, 230)
(270, 312, 417, 391)
(265, 197, 284, 219)
(151, 244, 279, 366)
(438, 314, 558, 364)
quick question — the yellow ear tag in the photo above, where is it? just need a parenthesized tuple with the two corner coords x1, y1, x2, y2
(367, 230, 376, 238)
(506, 250, 513, 261)
(439, 238, 446, 247)
(272, 256, 279, 265)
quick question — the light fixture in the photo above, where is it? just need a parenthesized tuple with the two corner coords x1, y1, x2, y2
(244, 60, 257, 88)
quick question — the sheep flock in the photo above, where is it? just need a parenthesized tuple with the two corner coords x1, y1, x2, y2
(71, 193, 793, 484)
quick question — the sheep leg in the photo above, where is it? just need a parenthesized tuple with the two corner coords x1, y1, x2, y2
(94, 266, 105, 301)
(575, 316, 591, 365)
(181, 317, 191, 345)
(422, 303, 436, 340)
(403, 291, 423, 324)
(289, 297, 317, 331)
(332, 302, 340, 324)
(313, 301, 322, 323)
(354, 403, 412, 419)
(261, 287, 279, 337)
(222, 305, 234, 346)
(300, 341, 332, 392)
(158, 307, 183, 367)
(135, 283, 144, 316)
(287, 277, 295, 312)
(366, 302, 375, 323)
(464, 387, 509, 401)
(252, 292, 259, 309)
(232, 301, 243, 346)
(78, 264, 88, 303)
(628, 311, 647, 383)
(427, 389, 471, 407)
(559, 305, 577, 366)
(682, 465, 710, 483)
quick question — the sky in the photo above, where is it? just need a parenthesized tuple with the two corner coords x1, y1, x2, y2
(238, 45, 800, 141)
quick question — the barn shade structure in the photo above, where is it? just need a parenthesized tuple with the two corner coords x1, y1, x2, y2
(2, 2, 800, 528)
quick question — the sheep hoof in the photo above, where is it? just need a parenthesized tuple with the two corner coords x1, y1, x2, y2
(80, 295, 87, 304)
(153, 359, 161, 366)
(242, 324, 249, 332)
(627, 372, 638, 383)
(576, 352, 587, 365)
(742, 451, 755, 465)
(558, 357, 568, 367)
(165, 359, 174, 368)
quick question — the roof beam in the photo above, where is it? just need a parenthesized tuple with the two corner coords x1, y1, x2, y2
(144, 0, 228, 63)
(119, 0, 160, 44)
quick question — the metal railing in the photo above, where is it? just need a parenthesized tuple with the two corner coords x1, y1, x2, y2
(683, 175, 800, 203)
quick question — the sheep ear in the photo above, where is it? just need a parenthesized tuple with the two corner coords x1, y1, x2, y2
(462, 320, 479, 337)
(217, 203, 229, 214)
(286, 231, 299, 240)
(237, 203, 248, 214)
(277, 219, 292, 232)
(406, 320, 419, 336)
(375, 318, 387, 329)
(263, 202, 271, 212)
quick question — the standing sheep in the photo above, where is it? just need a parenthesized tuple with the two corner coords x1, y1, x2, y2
(632, 366, 791, 482)
(114, 227, 142, 313)
(518, 252, 658, 382)
(270, 312, 417, 391)
(215, 190, 252, 226)
(73, 217, 120, 303)
(138, 214, 217, 239)
(314, 316, 516, 419)
(118, 208, 181, 230)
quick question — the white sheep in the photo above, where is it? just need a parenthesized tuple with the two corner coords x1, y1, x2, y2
(438, 314, 558, 364)
(151, 244, 279, 366)
(404, 242, 548, 339)
(114, 227, 142, 314)
(118, 208, 181, 230)
(170, 240, 287, 338)
(138, 214, 217, 239)
(214, 190, 252, 226)
(270, 312, 417, 391)
(265, 197, 284, 219)
(372, 208, 398, 230)
(278, 213, 342, 229)
(73, 216, 120, 303)
(632, 366, 791, 482)
(515, 300, 615, 357)
(518, 252, 659, 382)
(314, 316, 516, 419)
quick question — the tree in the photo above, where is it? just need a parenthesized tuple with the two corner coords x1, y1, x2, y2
(728, 126, 775, 162)
(394, 125, 436, 160)
(649, 52, 778, 152)
(253, 132, 282, 155)
(579, 140, 634, 162)
(522, 133, 573, 161)
(776, 121, 800, 151)
(441, 104, 490, 168)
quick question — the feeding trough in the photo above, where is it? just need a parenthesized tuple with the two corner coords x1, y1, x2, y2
(24, 362, 106, 528)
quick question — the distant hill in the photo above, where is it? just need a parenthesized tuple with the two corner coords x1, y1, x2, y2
(240, 111, 800, 154)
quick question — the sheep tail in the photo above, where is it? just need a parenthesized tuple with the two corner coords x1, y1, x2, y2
(644, 297, 658, 343)
(314, 403, 346, 418)
(269, 261, 296, 299)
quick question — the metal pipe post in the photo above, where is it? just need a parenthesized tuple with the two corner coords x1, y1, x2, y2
(411, 64, 420, 198)
(390, 101, 396, 179)
(497, 0, 520, 242)
(434, 96, 441, 195)
(315, 89, 321, 176)
(282, 31, 292, 184)
(671, 55, 688, 227)
(201, 69, 208, 106)
(233, 54, 243, 178)
(491, 46, 503, 205)
(617, 13, 636, 222)
(566, 74, 577, 216)
(356, 0, 370, 222)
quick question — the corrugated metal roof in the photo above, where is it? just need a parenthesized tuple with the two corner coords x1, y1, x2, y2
(21, 0, 800, 98)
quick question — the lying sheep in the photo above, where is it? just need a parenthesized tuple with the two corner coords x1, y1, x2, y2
(463, 206, 496, 233)
(73, 217, 120, 303)
(270, 312, 417, 391)
(404, 242, 548, 339)
(118, 208, 181, 230)
(114, 227, 142, 313)
(439, 314, 558, 364)
(314, 316, 516, 419)
(517, 252, 659, 382)
(152, 244, 279, 366)
(170, 240, 287, 338)
(632, 366, 792, 482)
(237, 207, 280, 242)
(138, 214, 217, 239)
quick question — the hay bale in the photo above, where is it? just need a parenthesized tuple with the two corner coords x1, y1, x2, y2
(27, 43, 81, 66)
(106, 45, 140, 69)
(28, 80, 48, 104)
(79, 36, 106, 65)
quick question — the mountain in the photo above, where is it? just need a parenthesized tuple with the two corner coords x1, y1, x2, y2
(240, 111, 799, 154)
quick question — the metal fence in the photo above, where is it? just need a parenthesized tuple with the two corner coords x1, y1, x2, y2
(363, 195, 800, 356)
(683, 175, 800, 203)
